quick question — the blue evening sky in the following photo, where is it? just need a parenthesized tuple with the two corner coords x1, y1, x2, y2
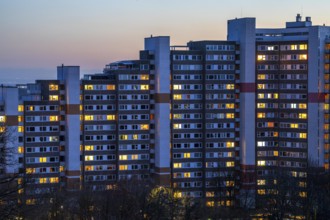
(1, 0, 330, 83)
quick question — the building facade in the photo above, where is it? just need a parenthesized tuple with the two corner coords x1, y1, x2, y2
(1, 15, 330, 208)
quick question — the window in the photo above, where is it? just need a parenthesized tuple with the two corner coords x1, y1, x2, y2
(84, 85, 93, 90)
(18, 146, 24, 153)
(49, 116, 58, 121)
(18, 105, 24, 112)
(173, 94, 182, 100)
(107, 115, 115, 120)
(84, 115, 94, 121)
(49, 95, 59, 101)
(119, 165, 127, 170)
(39, 157, 47, 163)
(107, 85, 115, 90)
(85, 156, 94, 161)
(18, 126, 24, 132)
(140, 124, 149, 130)
(0, 116, 6, 122)
(49, 84, 58, 91)
(49, 177, 59, 183)
(299, 113, 307, 119)
(141, 85, 149, 90)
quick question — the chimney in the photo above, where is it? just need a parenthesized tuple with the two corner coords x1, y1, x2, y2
(306, 16, 311, 22)
(296, 14, 302, 22)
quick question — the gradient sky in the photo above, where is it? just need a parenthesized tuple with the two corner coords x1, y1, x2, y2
(1, 0, 330, 84)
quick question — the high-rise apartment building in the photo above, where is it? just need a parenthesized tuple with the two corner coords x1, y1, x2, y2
(1, 15, 330, 208)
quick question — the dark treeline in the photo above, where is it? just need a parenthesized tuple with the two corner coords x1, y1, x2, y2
(0, 170, 329, 220)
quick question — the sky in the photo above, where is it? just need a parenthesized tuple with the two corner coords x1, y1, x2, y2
(1, 0, 330, 84)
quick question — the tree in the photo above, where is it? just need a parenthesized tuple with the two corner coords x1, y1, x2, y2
(0, 125, 22, 219)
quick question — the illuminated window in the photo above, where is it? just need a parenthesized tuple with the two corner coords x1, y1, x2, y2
(140, 75, 149, 80)
(291, 123, 299, 128)
(85, 155, 94, 161)
(26, 199, 36, 205)
(267, 122, 274, 128)
(273, 93, 278, 99)
(18, 126, 24, 132)
(299, 113, 307, 119)
(18, 116, 23, 122)
(49, 136, 58, 142)
(257, 103, 265, 108)
(299, 54, 307, 60)
(18, 146, 24, 153)
(39, 178, 47, 184)
(299, 44, 307, 50)
(257, 84, 265, 89)
(257, 189, 266, 195)
(299, 191, 307, 197)
(226, 113, 234, 119)
(107, 115, 116, 120)
(49, 177, 59, 183)
(257, 55, 266, 61)
(141, 85, 149, 90)
(258, 94, 264, 99)
(60, 166, 64, 172)
(291, 45, 298, 50)
(84, 115, 94, 121)
(226, 142, 235, 148)
(183, 172, 190, 178)
(258, 74, 266, 79)
(85, 145, 94, 151)
(85, 166, 94, 171)
(132, 134, 138, 140)
(257, 179, 266, 185)
(226, 181, 234, 186)
(0, 126, 4, 132)
(299, 104, 307, 109)
(0, 116, 6, 122)
(173, 124, 182, 129)
(173, 95, 182, 100)
(206, 201, 214, 207)
(107, 85, 115, 90)
(299, 133, 307, 139)
(257, 113, 265, 118)
(226, 84, 234, 90)
(140, 124, 149, 130)
(226, 103, 234, 109)
(119, 165, 127, 170)
(49, 84, 58, 91)
(257, 160, 266, 166)
(226, 161, 234, 167)
(84, 85, 93, 90)
(173, 85, 182, 90)
(26, 168, 35, 174)
(49, 116, 58, 121)
(18, 105, 24, 112)
(120, 135, 128, 140)
(49, 95, 59, 101)
(39, 157, 47, 163)
(273, 151, 278, 156)
(184, 153, 190, 158)
(119, 155, 128, 160)
(174, 192, 182, 198)
(131, 154, 138, 160)
(173, 163, 182, 168)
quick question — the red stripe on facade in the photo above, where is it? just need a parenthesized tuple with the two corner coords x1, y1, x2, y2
(240, 83, 256, 93)
(308, 93, 325, 103)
